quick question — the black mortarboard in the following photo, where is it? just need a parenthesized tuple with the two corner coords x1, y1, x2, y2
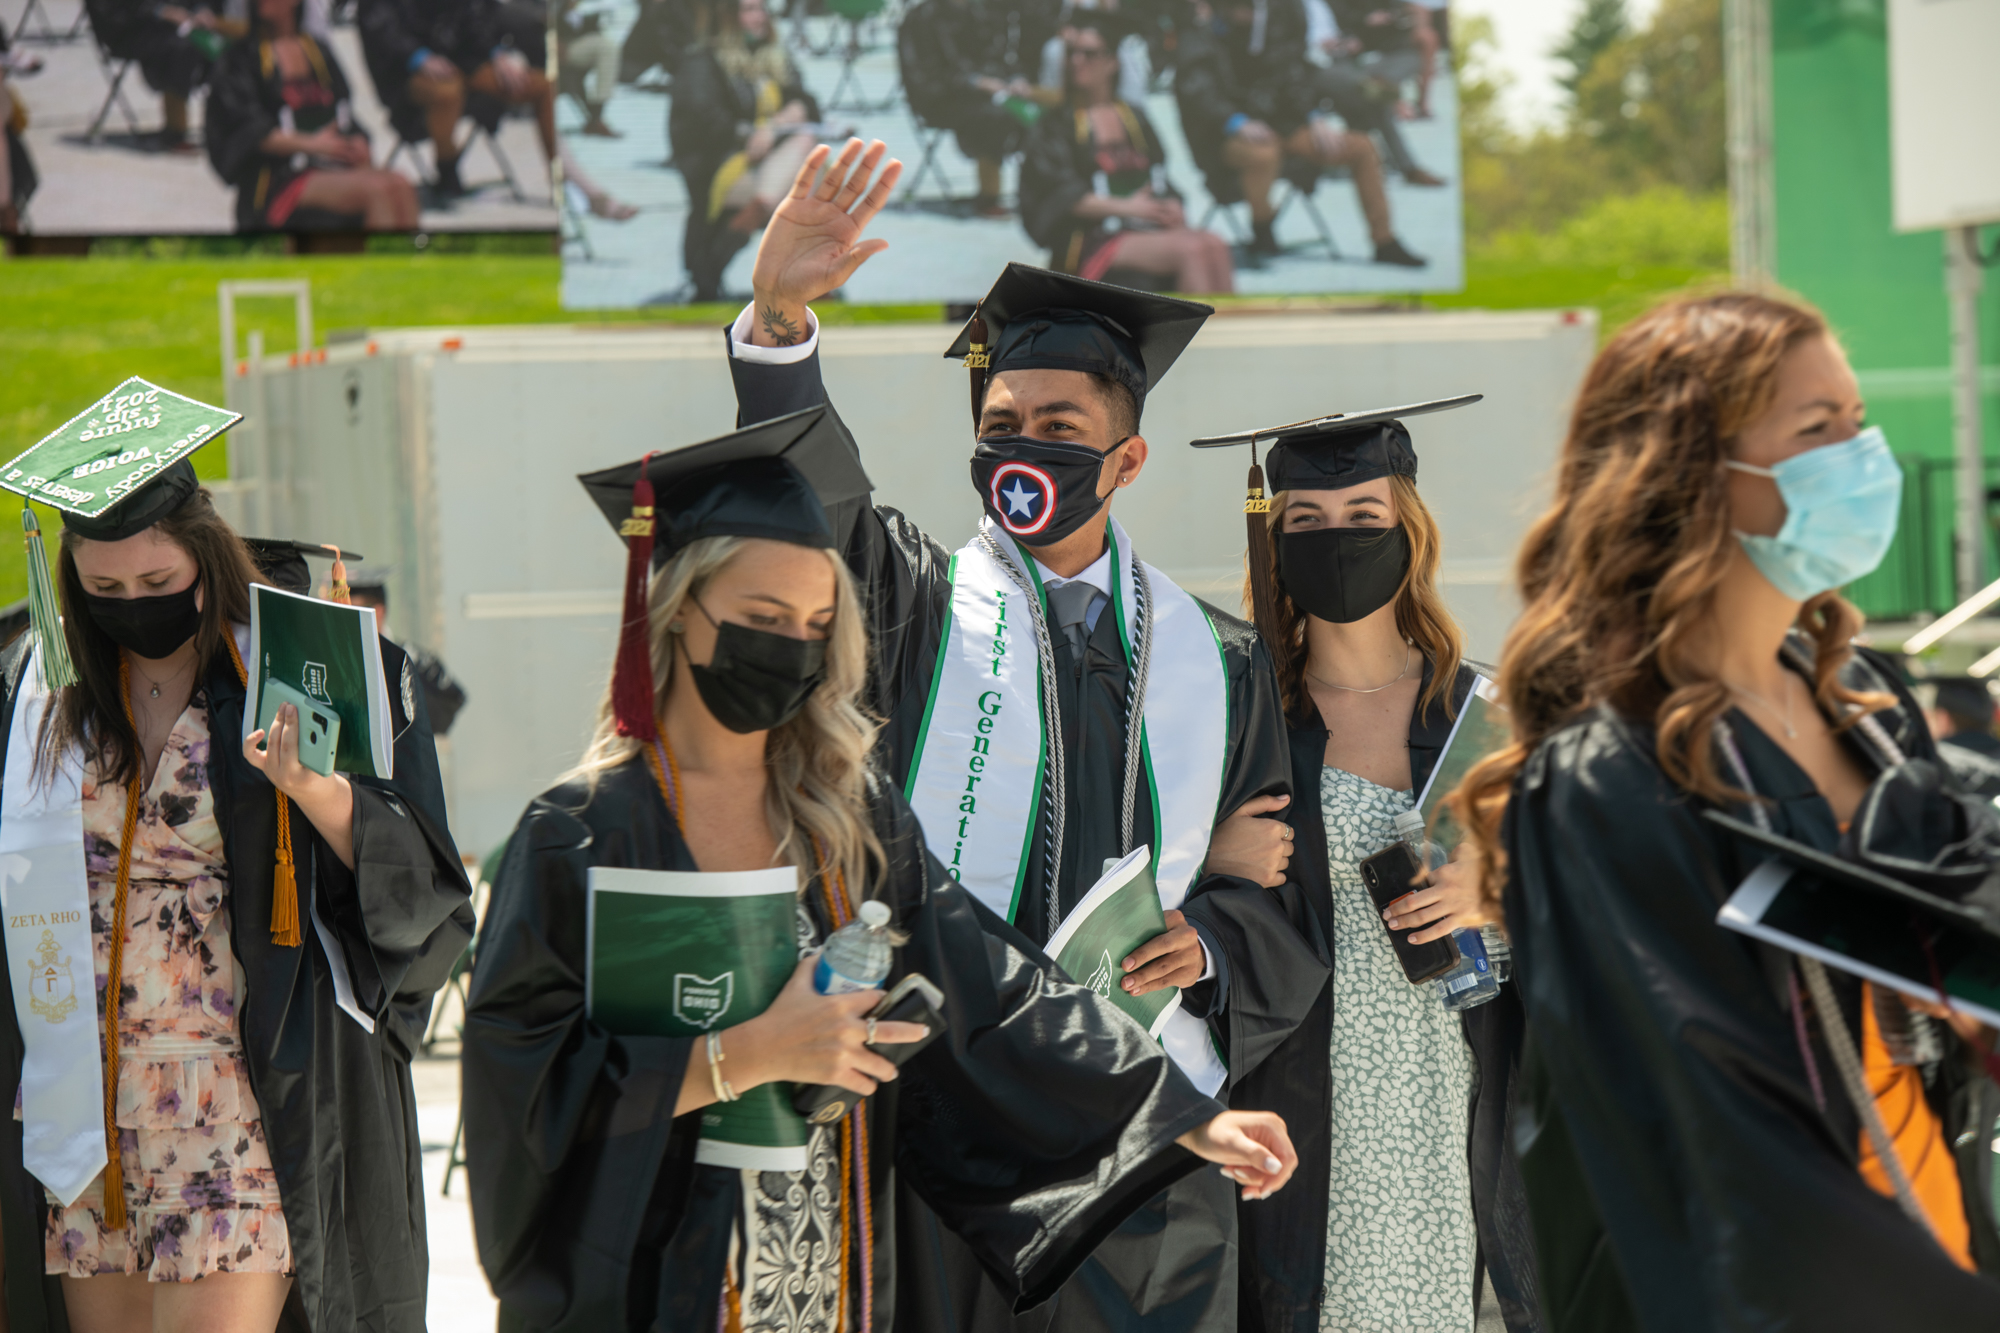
(243, 538, 367, 597)
(1188, 395, 1481, 632)
(943, 263, 1212, 427)
(577, 405, 872, 566)
(576, 406, 872, 741)
(1931, 677, 1996, 724)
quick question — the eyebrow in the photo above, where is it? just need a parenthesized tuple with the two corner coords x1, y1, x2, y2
(1796, 397, 1859, 414)
(1344, 494, 1385, 507)
(1029, 400, 1092, 418)
(743, 593, 837, 616)
(89, 567, 178, 582)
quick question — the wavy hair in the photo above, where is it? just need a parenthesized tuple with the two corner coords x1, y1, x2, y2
(567, 537, 886, 910)
(42, 489, 268, 787)
(1247, 473, 1464, 725)
(1448, 291, 1890, 895)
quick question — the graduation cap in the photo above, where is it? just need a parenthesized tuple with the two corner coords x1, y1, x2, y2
(243, 538, 366, 600)
(943, 263, 1212, 428)
(1188, 395, 1482, 633)
(0, 378, 241, 688)
(575, 405, 872, 742)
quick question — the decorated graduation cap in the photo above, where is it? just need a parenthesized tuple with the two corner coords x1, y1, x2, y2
(1188, 395, 1482, 633)
(943, 263, 1213, 427)
(576, 405, 872, 742)
(0, 378, 240, 688)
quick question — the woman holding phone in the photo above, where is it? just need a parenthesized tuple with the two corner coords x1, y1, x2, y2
(1200, 402, 1541, 1333)
(462, 409, 1298, 1333)
(1452, 292, 2000, 1326)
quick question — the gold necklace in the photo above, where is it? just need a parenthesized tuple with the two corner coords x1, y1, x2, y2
(1729, 675, 1799, 740)
(128, 653, 194, 701)
(1306, 642, 1414, 696)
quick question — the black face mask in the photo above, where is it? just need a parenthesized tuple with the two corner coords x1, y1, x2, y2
(1275, 526, 1410, 624)
(82, 576, 203, 660)
(970, 436, 1126, 549)
(686, 600, 829, 734)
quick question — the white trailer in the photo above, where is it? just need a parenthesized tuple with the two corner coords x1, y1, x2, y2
(221, 307, 1597, 853)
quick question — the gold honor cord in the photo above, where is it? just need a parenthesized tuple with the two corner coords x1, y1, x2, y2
(100, 659, 145, 1228)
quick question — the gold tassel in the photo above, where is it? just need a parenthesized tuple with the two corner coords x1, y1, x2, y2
(224, 634, 303, 947)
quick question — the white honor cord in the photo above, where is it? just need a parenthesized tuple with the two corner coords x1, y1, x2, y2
(1712, 710, 1938, 1243)
(1118, 557, 1153, 857)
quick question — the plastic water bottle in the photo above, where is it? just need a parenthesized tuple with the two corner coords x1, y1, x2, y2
(814, 900, 893, 995)
(1480, 924, 1514, 984)
(1438, 928, 1501, 1011)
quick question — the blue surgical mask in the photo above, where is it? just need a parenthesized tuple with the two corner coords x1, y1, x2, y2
(1726, 425, 1901, 601)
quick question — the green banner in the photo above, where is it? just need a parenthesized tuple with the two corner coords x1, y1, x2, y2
(586, 865, 810, 1170)
(1048, 846, 1180, 1038)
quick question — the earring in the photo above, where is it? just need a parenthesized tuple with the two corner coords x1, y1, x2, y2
(668, 621, 685, 634)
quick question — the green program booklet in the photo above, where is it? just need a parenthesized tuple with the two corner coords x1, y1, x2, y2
(585, 865, 810, 1170)
(1047, 845, 1181, 1039)
(1415, 673, 1509, 856)
(244, 584, 394, 778)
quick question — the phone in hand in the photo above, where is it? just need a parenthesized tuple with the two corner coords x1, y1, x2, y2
(256, 679, 341, 777)
(1358, 842, 1461, 984)
(791, 972, 947, 1125)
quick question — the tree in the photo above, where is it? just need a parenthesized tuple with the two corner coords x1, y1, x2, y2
(1552, 0, 1631, 98)
(1573, 0, 1726, 194)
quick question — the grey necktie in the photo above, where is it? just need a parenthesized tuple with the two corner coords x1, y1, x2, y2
(1047, 580, 1098, 661)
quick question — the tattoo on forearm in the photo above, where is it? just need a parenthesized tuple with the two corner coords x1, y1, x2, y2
(760, 303, 803, 346)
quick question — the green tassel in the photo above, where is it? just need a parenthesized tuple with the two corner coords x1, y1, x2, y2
(22, 506, 77, 690)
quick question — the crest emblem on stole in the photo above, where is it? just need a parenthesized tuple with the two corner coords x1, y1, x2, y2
(672, 973, 735, 1031)
(27, 930, 77, 1024)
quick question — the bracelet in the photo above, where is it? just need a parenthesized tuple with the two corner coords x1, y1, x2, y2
(706, 1031, 737, 1103)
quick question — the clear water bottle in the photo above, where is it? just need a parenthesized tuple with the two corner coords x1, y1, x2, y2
(1438, 928, 1501, 1011)
(1390, 810, 1444, 873)
(1480, 924, 1513, 984)
(814, 900, 893, 995)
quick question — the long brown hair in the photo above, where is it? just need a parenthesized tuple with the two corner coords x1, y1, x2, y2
(1248, 473, 1464, 726)
(1449, 291, 1889, 892)
(42, 490, 268, 787)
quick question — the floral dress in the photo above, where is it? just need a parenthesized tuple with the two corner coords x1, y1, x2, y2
(42, 697, 291, 1281)
(1318, 766, 1476, 1333)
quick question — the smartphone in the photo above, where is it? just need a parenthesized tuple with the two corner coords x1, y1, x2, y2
(256, 679, 342, 777)
(791, 972, 948, 1125)
(1358, 842, 1461, 984)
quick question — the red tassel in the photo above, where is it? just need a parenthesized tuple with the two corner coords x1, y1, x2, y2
(612, 455, 658, 740)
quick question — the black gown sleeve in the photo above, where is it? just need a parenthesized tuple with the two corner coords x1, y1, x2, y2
(203, 43, 275, 188)
(1506, 714, 2000, 1331)
(461, 783, 694, 1326)
(1178, 615, 1329, 1086)
(883, 796, 1226, 1308)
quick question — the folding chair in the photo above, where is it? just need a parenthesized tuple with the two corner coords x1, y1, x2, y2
(387, 119, 530, 203)
(559, 179, 596, 261)
(86, 41, 142, 143)
(897, 119, 954, 204)
(11, 0, 89, 44)
(1197, 158, 1346, 261)
(821, 0, 897, 113)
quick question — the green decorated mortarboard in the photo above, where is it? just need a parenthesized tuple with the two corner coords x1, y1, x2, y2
(2, 379, 239, 689)
(0, 378, 239, 540)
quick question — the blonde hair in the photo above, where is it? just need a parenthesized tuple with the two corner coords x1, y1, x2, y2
(568, 536, 886, 910)
(1448, 292, 1890, 898)
(1247, 473, 1465, 724)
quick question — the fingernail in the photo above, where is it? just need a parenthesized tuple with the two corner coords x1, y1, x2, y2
(1122, 959, 1135, 971)
(917, 1026, 930, 1038)
(1265, 1156, 1281, 1172)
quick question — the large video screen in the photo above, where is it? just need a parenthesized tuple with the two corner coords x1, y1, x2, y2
(1, 0, 556, 234)
(555, 0, 1464, 305)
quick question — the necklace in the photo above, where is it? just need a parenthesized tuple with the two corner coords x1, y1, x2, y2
(129, 655, 193, 700)
(1730, 675, 1799, 740)
(1307, 642, 1414, 696)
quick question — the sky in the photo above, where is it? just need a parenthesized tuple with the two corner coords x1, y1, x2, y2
(1466, 0, 1662, 129)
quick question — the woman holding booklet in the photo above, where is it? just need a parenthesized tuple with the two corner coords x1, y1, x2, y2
(0, 381, 474, 1332)
(461, 408, 1298, 1333)
(1452, 293, 2000, 1327)
(1191, 403, 1540, 1332)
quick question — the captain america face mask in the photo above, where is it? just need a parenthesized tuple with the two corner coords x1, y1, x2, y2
(970, 436, 1129, 548)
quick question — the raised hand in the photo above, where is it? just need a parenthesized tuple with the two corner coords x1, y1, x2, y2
(747, 138, 902, 347)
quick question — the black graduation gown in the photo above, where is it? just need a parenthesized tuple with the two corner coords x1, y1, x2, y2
(460, 759, 1224, 1333)
(725, 338, 1329, 1333)
(1237, 660, 1541, 1333)
(0, 635, 476, 1333)
(1503, 640, 2000, 1331)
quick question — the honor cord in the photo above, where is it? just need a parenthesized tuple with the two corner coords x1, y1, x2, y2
(100, 659, 145, 1229)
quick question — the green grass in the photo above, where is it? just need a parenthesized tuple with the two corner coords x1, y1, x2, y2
(0, 247, 1724, 601)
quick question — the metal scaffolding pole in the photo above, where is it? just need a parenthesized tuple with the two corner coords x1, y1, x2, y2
(1724, 0, 1775, 290)
(1949, 226, 1989, 601)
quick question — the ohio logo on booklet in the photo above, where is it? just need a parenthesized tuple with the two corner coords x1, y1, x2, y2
(672, 973, 735, 1031)
(988, 461, 1056, 538)
(1084, 950, 1117, 1000)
